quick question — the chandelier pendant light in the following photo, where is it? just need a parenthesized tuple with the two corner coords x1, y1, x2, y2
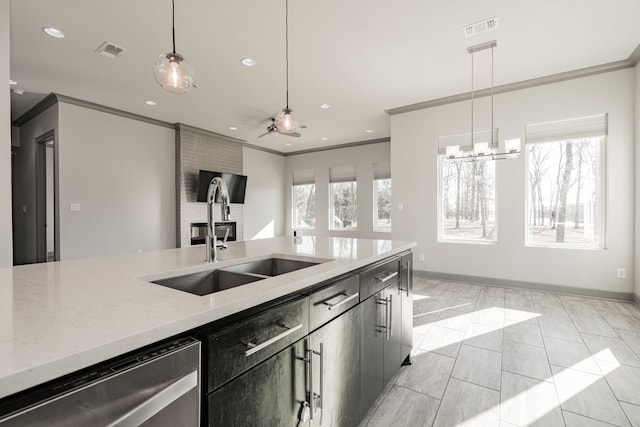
(443, 40, 521, 161)
(275, 0, 299, 133)
(153, 0, 194, 94)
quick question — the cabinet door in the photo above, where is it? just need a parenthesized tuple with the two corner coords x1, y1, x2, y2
(359, 292, 385, 420)
(208, 339, 307, 427)
(308, 306, 360, 427)
(383, 281, 403, 383)
(400, 253, 414, 363)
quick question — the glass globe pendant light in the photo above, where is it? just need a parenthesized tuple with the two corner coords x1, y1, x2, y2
(275, 0, 299, 133)
(153, 0, 194, 94)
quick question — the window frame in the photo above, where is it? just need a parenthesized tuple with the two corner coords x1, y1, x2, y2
(437, 155, 498, 245)
(373, 177, 392, 233)
(524, 135, 606, 250)
(329, 180, 358, 231)
(292, 182, 316, 230)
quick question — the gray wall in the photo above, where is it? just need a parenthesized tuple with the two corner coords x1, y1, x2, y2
(0, 3, 11, 267)
(11, 105, 58, 265)
(391, 68, 635, 297)
(243, 147, 286, 239)
(284, 142, 391, 239)
(57, 103, 176, 259)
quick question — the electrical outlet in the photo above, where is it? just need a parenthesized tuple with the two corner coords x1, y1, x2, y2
(69, 202, 81, 212)
(616, 268, 626, 279)
(419, 253, 425, 262)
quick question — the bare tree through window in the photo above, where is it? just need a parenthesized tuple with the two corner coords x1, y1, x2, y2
(440, 158, 496, 242)
(526, 137, 602, 247)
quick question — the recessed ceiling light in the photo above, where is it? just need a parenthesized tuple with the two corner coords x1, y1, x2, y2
(42, 27, 65, 38)
(365, 129, 374, 133)
(321, 137, 328, 141)
(320, 104, 331, 109)
(229, 126, 238, 131)
(241, 58, 256, 67)
(144, 100, 157, 106)
(9, 80, 17, 85)
(285, 143, 292, 147)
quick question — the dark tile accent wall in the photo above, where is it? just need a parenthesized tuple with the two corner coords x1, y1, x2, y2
(176, 124, 244, 248)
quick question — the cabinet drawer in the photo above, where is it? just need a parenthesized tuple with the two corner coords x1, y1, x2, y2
(206, 297, 309, 392)
(360, 257, 400, 300)
(308, 275, 359, 332)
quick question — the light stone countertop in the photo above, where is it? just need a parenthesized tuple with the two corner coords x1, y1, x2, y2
(0, 236, 415, 399)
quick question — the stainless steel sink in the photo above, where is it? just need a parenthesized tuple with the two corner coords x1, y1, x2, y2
(151, 269, 264, 296)
(222, 257, 320, 277)
(149, 257, 325, 296)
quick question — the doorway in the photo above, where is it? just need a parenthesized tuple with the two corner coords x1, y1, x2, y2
(35, 130, 58, 262)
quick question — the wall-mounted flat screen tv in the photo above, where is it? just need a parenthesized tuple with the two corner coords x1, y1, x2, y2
(196, 170, 248, 204)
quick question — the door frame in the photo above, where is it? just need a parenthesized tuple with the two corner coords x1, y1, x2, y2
(35, 129, 59, 262)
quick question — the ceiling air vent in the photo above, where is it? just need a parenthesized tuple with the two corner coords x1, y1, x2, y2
(463, 16, 499, 38)
(95, 41, 126, 59)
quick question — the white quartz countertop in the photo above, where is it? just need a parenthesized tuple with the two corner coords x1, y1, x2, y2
(0, 236, 415, 399)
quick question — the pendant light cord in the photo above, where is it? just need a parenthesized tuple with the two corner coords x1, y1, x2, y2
(470, 50, 474, 146)
(285, 0, 290, 109)
(491, 45, 494, 146)
(172, 0, 176, 54)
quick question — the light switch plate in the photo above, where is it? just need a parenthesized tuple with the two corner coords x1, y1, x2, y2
(70, 203, 81, 212)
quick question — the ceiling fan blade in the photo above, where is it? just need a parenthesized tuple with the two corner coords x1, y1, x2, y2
(277, 130, 301, 137)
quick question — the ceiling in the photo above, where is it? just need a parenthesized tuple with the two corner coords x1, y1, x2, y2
(9, 0, 640, 154)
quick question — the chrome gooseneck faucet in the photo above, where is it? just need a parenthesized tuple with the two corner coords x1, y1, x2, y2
(206, 177, 230, 263)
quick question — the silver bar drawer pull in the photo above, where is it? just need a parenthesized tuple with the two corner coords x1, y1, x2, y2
(323, 292, 359, 310)
(245, 323, 303, 357)
(375, 271, 398, 284)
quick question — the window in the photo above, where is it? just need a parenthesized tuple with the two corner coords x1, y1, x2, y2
(373, 162, 391, 232)
(525, 114, 606, 248)
(329, 166, 357, 230)
(292, 169, 315, 229)
(439, 155, 496, 243)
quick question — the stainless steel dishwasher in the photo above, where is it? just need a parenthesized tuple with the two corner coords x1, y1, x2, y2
(0, 337, 201, 427)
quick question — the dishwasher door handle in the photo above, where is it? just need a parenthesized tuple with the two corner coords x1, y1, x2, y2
(323, 292, 359, 310)
(107, 370, 198, 427)
(245, 323, 304, 357)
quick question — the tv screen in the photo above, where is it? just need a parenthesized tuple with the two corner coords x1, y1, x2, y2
(196, 170, 247, 204)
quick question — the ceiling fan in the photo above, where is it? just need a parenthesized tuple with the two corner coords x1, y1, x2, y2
(257, 117, 301, 139)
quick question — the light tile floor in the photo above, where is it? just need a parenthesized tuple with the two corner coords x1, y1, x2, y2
(359, 277, 640, 427)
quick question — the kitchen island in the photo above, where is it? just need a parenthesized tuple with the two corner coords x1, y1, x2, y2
(0, 236, 415, 400)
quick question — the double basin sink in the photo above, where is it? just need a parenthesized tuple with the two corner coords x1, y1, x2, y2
(151, 257, 325, 296)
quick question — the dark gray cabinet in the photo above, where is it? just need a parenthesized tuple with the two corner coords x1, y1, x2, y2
(359, 289, 386, 419)
(359, 254, 413, 419)
(400, 253, 414, 364)
(308, 306, 360, 427)
(208, 339, 307, 427)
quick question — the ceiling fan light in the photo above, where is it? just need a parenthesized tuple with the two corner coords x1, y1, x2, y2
(153, 52, 194, 94)
(275, 108, 298, 133)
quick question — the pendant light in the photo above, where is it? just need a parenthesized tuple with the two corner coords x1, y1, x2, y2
(274, 0, 299, 133)
(441, 40, 521, 161)
(153, 0, 194, 94)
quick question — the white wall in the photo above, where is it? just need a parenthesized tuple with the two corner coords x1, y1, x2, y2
(0, 2, 11, 267)
(285, 142, 391, 239)
(635, 64, 640, 300)
(392, 69, 635, 296)
(57, 103, 175, 259)
(243, 147, 286, 239)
